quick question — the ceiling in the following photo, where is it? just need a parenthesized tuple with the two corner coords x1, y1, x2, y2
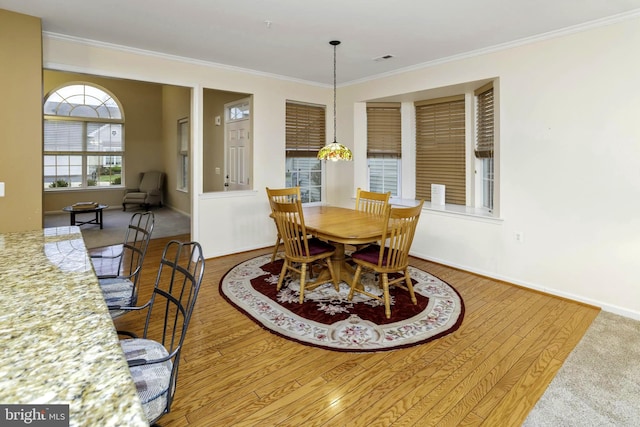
(2, 0, 640, 85)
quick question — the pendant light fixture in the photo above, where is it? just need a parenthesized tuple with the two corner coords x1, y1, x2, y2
(317, 40, 353, 161)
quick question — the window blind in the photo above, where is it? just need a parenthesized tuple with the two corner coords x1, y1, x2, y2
(286, 101, 326, 157)
(367, 102, 401, 158)
(475, 82, 494, 158)
(415, 95, 466, 205)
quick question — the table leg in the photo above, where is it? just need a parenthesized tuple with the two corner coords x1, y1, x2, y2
(332, 243, 357, 285)
(330, 243, 345, 283)
(70, 212, 76, 226)
(98, 210, 103, 229)
(313, 242, 360, 289)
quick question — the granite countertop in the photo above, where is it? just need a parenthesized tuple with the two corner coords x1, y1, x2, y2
(0, 227, 148, 427)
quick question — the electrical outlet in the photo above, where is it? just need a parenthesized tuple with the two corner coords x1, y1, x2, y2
(514, 231, 524, 243)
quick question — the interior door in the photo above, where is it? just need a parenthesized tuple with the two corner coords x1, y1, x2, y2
(224, 99, 251, 191)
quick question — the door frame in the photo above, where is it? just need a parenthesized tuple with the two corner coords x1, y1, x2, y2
(224, 97, 252, 191)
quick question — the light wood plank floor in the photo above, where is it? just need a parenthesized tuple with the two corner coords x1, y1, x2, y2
(114, 235, 600, 427)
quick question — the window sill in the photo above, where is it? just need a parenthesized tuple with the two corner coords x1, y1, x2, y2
(44, 186, 125, 192)
(200, 189, 257, 199)
(390, 197, 502, 223)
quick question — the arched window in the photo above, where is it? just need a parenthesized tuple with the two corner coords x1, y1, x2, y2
(43, 83, 124, 190)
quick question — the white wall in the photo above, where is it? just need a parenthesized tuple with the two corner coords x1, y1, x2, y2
(43, 15, 640, 319)
(342, 16, 640, 319)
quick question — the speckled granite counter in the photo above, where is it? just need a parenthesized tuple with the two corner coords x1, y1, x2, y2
(0, 227, 148, 427)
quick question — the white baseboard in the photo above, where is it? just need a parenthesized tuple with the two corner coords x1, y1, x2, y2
(411, 251, 640, 321)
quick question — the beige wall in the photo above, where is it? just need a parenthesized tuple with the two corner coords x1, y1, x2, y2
(161, 85, 191, 214)
(202, 88, 249, 192)
(0, 10, 42, 233)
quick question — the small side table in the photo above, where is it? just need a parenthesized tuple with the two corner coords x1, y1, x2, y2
(62, 204, 109, 229)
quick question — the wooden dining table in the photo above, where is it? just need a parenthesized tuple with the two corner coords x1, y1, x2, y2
(302, 205, 385, 286)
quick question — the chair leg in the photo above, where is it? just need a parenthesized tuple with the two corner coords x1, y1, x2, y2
(276, 260, 288, 291)
(299, 263, 307, 304)
(382, 273, 392, 319)
(325, 258, 338, 291)
(404, 268, 417, 304)
(348, 265, 363, 301)
(271, 235, 280, 263)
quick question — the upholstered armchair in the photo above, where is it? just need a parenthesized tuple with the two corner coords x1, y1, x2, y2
(122, 171, 165, 211)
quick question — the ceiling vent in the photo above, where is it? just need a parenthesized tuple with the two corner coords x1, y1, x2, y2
(373, 54, 394, 62)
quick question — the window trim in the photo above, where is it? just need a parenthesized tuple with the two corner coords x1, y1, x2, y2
(177, 117, 189, 192)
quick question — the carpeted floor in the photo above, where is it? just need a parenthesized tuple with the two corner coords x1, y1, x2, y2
(524, 311, 640, 426)
(44, 206, 190, 248)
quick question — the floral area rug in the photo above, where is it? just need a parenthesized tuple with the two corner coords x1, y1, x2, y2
(219, 254, 464, 352)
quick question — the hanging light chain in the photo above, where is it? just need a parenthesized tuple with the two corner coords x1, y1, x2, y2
(333, 41, 337, 143)
(317, 40, 353, 161)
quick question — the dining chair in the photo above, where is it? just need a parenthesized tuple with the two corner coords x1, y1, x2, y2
(266, 186, 301, 262)
(118, 240, 205, 426)
(353, 187, 391, 250)
(271, 199, 338, 303)
(90, 211, 154, 319)
(348, 200, 425, 318)
(355, 187, 391, 216)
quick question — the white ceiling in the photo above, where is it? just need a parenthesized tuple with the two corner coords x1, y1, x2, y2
(2, 0, 640, 85)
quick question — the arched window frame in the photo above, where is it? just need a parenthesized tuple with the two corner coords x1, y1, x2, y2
(43, 83, 125, 191)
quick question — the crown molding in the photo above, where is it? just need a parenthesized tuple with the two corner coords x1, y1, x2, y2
(346, 9, 640, 86)
(42, 32, 328, 88)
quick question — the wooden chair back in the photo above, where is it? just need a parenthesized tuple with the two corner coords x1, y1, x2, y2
(265, 187, 302, 262)
(355, 188, 391, 217)
(375, 201, 424, 271)
(266, 186, 301, 206)
(270, 199, 310, 262)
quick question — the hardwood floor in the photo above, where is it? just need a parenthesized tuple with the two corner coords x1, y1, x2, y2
(114, 235, 600, 427)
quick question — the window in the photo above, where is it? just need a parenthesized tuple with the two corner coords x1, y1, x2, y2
(178, 117, 189, 192)
(415, 95, 466, 205)
(367, 103, 401, 196)
(475, 83, 494, 211)
(228, 103, 250, 121)
(285, 101, 325, 203)
(44, 84, 124, 190)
